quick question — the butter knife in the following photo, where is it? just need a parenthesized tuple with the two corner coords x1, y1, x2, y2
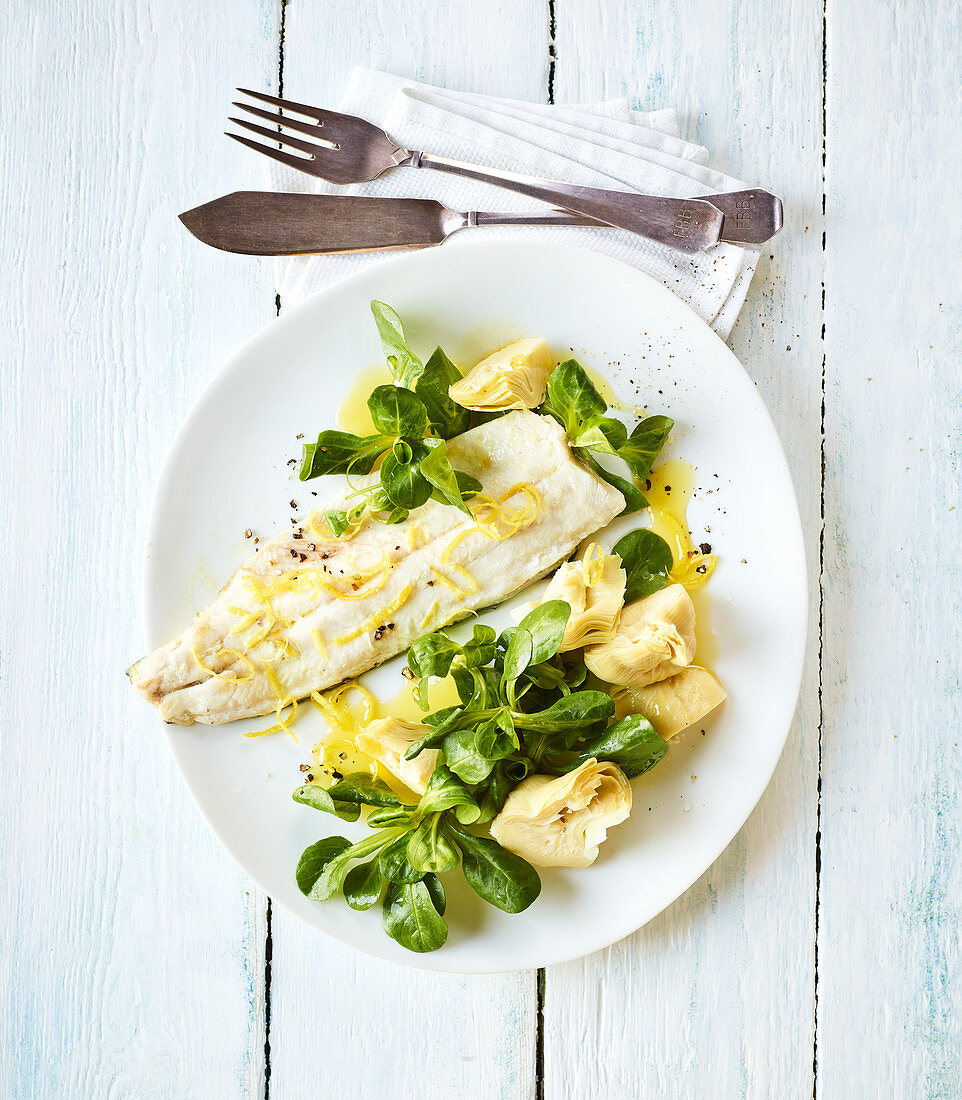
(180, 191, 777, 257)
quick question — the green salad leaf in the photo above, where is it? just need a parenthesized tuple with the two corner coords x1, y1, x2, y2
(323, 773, 406, 808)
(613, 529, 674, 602)
(407, 624, 496, 683)
(416, 347, 471, 438)
(366, 807, 413, 828)
(328, 834, 397, 901)
(371, 300, 424, 388)
(572, 414, 628, 453)
(574, 714, 668, 779)
(501, 601, 571, 688)
(582, 453, 648, 514)
(407, 633, 463, 679)
(474, 761, 515, 824)
(423, 872, 446, 916)
(543, 358, 607, 436)
(322, 506, 358, 538)
(295, 836, 352, 897)
(367, 384, 429, 437)
(514, 690, 614, 735)
(442, 724, 506, 784)
(448, 824, 542, 914)
(343, 859, 384, 911)
(516, 690, 615, 761)
(474, 709, 517, 759)
(382, 879, 448, 952)
(420, 438, 480, 514)
(299, 431, 386, 481)
(460, 624, 498, 670)
(379, 440, 432, 510)
(378, 832, 425, 885)
(407, 816, 461, 875)
(541, 358, 672, 513)
(291, 784, 361, 822)
(618, 415, 674, 481)
(417, 765, 482, 824)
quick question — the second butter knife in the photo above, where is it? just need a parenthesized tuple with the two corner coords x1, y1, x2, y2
(180, 191, 780, 257)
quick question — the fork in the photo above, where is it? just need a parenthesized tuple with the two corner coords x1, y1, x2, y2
(227, 89, 782, 253)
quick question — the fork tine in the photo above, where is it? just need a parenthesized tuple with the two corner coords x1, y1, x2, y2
(231, 100, 330, 141)
(225, 132, 320, 173)
(236, 89, 367, 136)
(228, 117, 335, 157)
(236, 87, 330, 121)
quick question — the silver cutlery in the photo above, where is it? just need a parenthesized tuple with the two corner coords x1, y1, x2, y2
(178, 192, 712, 255)
(226, 89, 782, 253)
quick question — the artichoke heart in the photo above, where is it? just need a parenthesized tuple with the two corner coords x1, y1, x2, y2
(489, 759, 632, 868)
(537, 544, 626, 651)
(448, 337, 554, 411)
(584, 583, 696, 689)
(354, 716, 438, 796)
(620, 665, 726, 741)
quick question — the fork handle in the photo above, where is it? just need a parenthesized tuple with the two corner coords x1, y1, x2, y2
(407, 151, 723, 253)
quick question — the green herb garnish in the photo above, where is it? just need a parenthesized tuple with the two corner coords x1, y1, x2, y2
(299, 305, 484, 533)
(370, 300, 424, 388)
(613, 528, 675, 601)
(542, 358, 673, 513)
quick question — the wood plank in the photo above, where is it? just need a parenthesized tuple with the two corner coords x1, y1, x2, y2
(265, 3, 546, 1097)
(0, 2, 277, 1094)
(545, 0, 824, 1096)
(817, 0, 962, 1094)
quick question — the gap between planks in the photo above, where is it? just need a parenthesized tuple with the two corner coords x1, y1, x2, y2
(260, 4, 289, 1098)
(536, 5, 556, 1095)
(813, 0, 828, 1093)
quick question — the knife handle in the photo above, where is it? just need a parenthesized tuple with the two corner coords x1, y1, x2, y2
(471, 190, 783, 245)
(408, 151, 723, 253)
(470, 210, 607, 229)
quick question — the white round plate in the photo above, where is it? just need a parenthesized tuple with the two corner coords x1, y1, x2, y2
(144, 240, 806, 973)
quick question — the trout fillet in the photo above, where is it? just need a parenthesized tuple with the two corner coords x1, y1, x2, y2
(129, 412, 624, 725)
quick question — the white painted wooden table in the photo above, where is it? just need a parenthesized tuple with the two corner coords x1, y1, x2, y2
(2, 1, 960, 1096)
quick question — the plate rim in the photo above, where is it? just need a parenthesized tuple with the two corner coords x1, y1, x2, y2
(142, 238, 808, 973)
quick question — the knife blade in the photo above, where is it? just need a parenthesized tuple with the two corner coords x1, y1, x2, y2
(178, 193, 459, 255)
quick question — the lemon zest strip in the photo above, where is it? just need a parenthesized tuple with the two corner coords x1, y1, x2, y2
(330, 583, 414, 646)
(581, 543, 605, 587)
(244, 663, 299, 742)
(191, 642, 256, 683)
(420, 599, 441, 630)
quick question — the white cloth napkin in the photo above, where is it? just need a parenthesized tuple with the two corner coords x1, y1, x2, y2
(266, 69, 758, 337)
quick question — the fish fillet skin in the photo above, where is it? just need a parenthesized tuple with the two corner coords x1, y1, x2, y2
(129, 411, 625, 725)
